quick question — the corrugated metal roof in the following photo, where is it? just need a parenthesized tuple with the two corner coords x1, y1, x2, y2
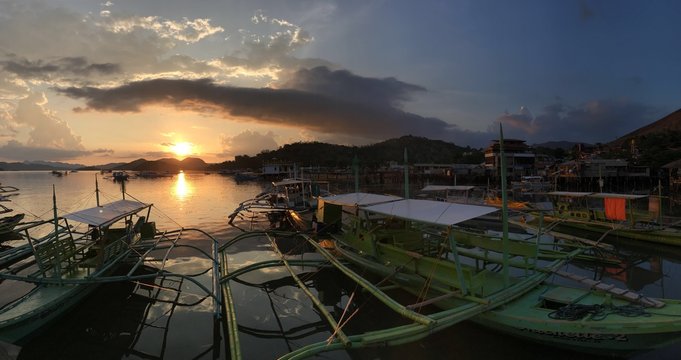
(363, 199, 498, 227)
(63, 199, 150, 227)
(320, 193, 402, 207)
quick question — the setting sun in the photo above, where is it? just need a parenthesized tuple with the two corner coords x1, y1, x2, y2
(171, 142, 193, 157)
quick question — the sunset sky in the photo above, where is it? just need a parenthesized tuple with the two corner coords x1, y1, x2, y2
(0, 0, 679, 165)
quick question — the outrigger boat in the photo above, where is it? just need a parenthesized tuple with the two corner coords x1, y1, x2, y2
(227, 178, 330, 230)
(315, 193, 681, 356)
(221, 129, 681, 358)
(518, 191, 681, 246)
(420, 185, 530, 210)
(0, 184, 223, 345)
(221, 190, 681, 357)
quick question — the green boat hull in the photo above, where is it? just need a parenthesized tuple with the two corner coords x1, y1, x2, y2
(0, 282, 98, 345)
(337, 242, 681, 356)
(537, 217, 681, 247)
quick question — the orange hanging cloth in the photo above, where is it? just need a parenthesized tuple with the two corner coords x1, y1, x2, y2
(604, 198, 626, 221)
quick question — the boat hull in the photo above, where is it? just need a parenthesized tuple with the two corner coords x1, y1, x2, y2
(538, 217, 681, 247)
(337, 243, 681, 356)
(0, 282, 98, 345)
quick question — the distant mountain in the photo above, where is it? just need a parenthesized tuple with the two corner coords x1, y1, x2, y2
(77, 162, 127, 171)
(609, 108, 681, 148)
(532, 141, 588, 150)
(117, 157, 208, 171)
(214, 135, 484, 170)
(0, 160, 85, 171)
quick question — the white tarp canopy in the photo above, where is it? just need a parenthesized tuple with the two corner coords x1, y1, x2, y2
(363, 199, 498, 227)
(320, 192, 402, 207)
(588, 193, 648, 200)
(421, 185, 476, 192)
(547, 191, 593, 197)
(63, 199, 150, 227)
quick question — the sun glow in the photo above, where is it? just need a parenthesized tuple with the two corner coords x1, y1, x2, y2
(171, 142, 193, 157)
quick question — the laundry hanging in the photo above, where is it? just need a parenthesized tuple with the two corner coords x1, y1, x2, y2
(604, 197, 626, 221)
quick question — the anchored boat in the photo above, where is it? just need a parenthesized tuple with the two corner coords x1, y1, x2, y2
(221, 189, 681, 358)
(520, 191, 681, 246)
(0, 185, 223, 345)
(315, 193, 681, 356)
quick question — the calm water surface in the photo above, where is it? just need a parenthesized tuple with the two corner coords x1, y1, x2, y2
(1, 171, 681, 359)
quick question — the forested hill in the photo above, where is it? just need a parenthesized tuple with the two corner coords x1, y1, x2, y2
(214, 136, 484, 170)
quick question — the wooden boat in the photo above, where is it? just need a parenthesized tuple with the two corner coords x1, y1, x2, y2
(522, 191, 681, 246)
(314, 193, 681, 356)
(111, 171, 129, 181)
(234, 171, 261, 182)
(0, 187, 222, 345)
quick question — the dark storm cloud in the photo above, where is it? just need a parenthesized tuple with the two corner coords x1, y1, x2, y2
(58, 66, 491, 146)
(1, 56, 120, 78)
(495, 99, 658, 144)
(281, 66, 426, 108)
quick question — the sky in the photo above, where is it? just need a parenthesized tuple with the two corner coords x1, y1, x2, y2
(0, 0, 679, 165)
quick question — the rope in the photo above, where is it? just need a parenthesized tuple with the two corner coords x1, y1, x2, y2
(125, 191, 185, 229)
(548, 303, 650, 321)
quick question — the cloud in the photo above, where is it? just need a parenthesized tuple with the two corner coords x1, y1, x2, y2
(15, 92, 85, 149)
(97, 14, 224, 43)
(221, 130, 278, 157)
(58, 67, 492, 147)
(1, 56, 120, 79)
(0, 140, 92, 161)
(0, 2, 227, 88)
(216, 10, 330, 83)
(493, 99, 658, 144)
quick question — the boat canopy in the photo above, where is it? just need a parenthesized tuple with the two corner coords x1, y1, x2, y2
(547, 191, 593, 197)
(421, 185, 476, 192)
(362, 199, 498, 227)
(321, 192, 402, 207)
(63, 199, 150, 227)
(588, 193, 648, 200)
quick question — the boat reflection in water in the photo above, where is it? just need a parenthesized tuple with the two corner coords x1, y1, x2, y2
(18, 264, 221, 360)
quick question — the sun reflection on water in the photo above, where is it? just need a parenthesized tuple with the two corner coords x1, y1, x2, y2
(173, 171, 193, 201)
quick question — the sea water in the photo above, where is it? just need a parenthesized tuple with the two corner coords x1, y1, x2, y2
(1, 171, 680, 359)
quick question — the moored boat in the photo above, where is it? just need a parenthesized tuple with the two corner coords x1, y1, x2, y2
(520, 191, 681, 246)
(0, 185, 223, 345)
(315, 193, 681, 356)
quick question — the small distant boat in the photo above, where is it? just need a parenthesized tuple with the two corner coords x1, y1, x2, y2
(0, 213, 24, 235)
(234, 171, 260, 182)
(112, 171, 129, 181)
(50, 170, 67, 176)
